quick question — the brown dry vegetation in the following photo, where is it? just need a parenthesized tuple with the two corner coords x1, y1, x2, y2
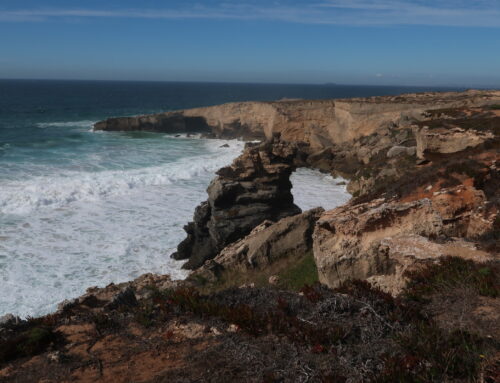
(1, 257, 499, 383)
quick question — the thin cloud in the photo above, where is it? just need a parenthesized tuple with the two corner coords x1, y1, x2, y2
(1, 1, 500, 27)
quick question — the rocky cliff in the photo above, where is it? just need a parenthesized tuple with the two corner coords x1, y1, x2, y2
(94, 90, 500, 149)
(2, 91, 499, 383)
(95, 90, 500, 292)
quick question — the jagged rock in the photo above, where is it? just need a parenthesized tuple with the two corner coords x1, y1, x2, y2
(366, 235, 493, 295)
(54, 274, 180, 314)
(313, 186, 494, 295)
(173, 140, 302, 269)
(190, 208, 323, 281)
(93, 113, 212, 135)
(415, 126, 494, 159)
(387, 145, 416, 158)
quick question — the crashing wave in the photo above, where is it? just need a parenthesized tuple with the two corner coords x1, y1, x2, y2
(0, 140, 243, 215)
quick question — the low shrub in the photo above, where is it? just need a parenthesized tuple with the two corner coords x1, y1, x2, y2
(377, 324, 490, 382)
(404, 256, 500, 299)
(0, 326, 61, 364)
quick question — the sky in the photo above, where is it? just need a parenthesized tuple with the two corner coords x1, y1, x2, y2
(0, 0, 499, 87)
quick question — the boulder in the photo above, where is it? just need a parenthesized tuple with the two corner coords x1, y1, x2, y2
(366, 235, 493, 296)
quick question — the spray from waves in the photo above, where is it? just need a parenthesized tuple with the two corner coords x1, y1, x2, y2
(36, 120, 97, 129)
(0, 140, 244, 215)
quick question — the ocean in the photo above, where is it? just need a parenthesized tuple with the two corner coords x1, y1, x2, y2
(0, 80, 459, 317)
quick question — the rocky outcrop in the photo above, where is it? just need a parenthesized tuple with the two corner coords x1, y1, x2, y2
(313, 184, 496, 295)
(93, 113, 213, 135)
(93, 91, 500, 293)
(190, 208, 323, 283)
(56, 273, 180, 314)
(172, 139, 302, 269)
(415, 125, 494, 159)
(387, 145, 416, 158)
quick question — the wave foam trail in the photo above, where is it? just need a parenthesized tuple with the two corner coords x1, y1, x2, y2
(36, 120, 97, 129)
(0, 140, 243, 215)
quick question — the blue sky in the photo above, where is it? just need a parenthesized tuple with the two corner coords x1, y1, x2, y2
(1, 0, 499, 86)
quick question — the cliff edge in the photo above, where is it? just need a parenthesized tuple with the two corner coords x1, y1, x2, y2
(1, 91, 499, 383)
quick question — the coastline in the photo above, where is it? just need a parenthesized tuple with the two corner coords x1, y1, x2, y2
(1, 89, 499, 382)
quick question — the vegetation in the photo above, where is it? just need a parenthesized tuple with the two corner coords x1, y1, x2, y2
(405, 256, 500, 299)
(1, 257, 498, 382)
(377, 324, 490, 382)
(277, 252, 318, 291)
(190, 252, 319, 294)
(0, 326, 61, 364)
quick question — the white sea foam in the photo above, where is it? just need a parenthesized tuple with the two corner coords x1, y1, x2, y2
(291, 168, 351, 211)
(0, 139, 244, 317)
(0, 140, 243, 215)
(0, 140, 350, 318)
(36, 120, 97, 129)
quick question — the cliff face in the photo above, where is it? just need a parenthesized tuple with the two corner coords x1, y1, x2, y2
(94, 90, 500, 149)
(313, 102, 500, 294)
(95, 90, 500, 293)
(313, 187, 495, 295)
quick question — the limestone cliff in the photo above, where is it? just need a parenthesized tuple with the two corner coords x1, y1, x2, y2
(95, 90, 500, 294)
(94, 90, 500, 149)
(175, 93, 500, 295)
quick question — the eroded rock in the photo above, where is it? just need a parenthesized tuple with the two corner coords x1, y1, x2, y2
(173, 140, 302, 269)
(313, 186, 495, 295)
(415, 125, 494, 159)
(190, 208, 323, 282)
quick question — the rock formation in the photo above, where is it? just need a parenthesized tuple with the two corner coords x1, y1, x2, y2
(415, 123, 495, 159)
(313, 185, 495, 295)
(172, 139, 303, 269)
(190, 207, 323, 284)
(94, 90, 500, 149)
(310, 101, 499, 295)
(3, 91, 500, 383)
(94, 91, 500, 293)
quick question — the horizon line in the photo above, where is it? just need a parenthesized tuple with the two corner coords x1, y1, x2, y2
(0, 77, 483, 89)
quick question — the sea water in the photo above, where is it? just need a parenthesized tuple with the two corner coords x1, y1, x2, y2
(0, 80, 457, 317)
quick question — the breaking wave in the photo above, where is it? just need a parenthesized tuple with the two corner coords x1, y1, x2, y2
(0, 140, 243, 215)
